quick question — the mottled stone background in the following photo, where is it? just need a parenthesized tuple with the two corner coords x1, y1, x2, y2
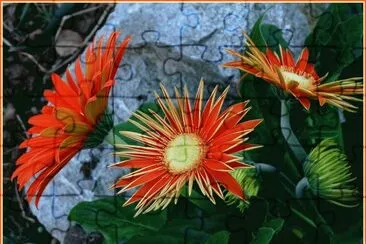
(27, 3, 328, 242)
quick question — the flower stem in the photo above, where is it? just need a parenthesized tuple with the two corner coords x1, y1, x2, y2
(255, 163, 277, 175)
(289, 205, 317, 229)
(276, 199, 317, 229)
(281, 170, 335, 237)
(280, 99, 307, 164)
(295, 177, 309, 198)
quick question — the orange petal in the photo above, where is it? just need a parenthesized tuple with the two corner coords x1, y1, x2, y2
(227, 161, 251, 169)
(298, 97, 311, 110)
(204, 159, 234, 172)
(66, 69, 79, 94)
(111, 35, 132, 78)
(226, 143, 262, 154)
(119, 169, 167, 192)
(75, 58, 84, 84)
(124, 179, 160, 206)
(112, 159, 159, 168)
(295, 48, 309, 71)
(51, 74, 82, 112)
(266, 48, 281, 66)
(26, 145, 80, 206)
(28, 114, 64, 128)
(206, 168, 244, 200)
(286, 49, 295, 67)
(19, 136, 66, 149)
(318, 96, 326, 106)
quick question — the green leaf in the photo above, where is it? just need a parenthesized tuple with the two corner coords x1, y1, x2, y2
(301, 105, 343, 148)
(205, 231, 230, 244)
(261, 24, 289, 50)
(138, 102, 163, 115)
(333, 220, 362, 243)
(113, 102, 163, 145)
(249, 13, 267, 50)
(69, 197, 167, 244)
(305, 3, 363, 80)
(113, 120, 142, 146)
(263, 218, 284, 233)
(249, 12, 288, 52)
(180, 186, 218, 215)
(250, 227, 276, 244)
(250, 217, 284, 244)
(127, 218, 210, 244)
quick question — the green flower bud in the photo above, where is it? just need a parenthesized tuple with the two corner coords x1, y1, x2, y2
(304, 138, 359, 207)
(226, 167, 261, 212)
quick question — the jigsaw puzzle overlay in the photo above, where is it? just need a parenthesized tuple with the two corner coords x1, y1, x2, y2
(2, 3, 363, 244)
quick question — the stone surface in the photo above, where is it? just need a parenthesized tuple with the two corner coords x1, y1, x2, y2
(28, 3, 327, 242)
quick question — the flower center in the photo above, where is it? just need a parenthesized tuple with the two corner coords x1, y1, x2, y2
(281, 70, 313, 89)
(164, 133, 204, 174)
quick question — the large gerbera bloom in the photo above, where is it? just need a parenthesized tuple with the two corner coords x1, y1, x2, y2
(111, 80, 262, 216)
(12, 32, 131, 206)
(223, 33, 363, 112)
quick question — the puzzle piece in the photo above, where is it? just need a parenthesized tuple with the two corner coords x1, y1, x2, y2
(2, 3, 363, 244)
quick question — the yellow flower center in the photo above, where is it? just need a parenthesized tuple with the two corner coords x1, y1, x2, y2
(281, 70, 313, 89)
(164, 133, 204, 174)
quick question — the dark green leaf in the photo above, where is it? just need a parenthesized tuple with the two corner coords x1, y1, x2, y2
(69, 197, 167, 244)
(261, 24, 289, 50)
(113, 120, 141, 146)
(113, 102, 163, 145)
(301, 105, 343, 148)
(305, 3, 363, 80)
(128, 218, 210, 244)
(205, 231, 230, 244)
(250, 227, 276, 244)
(250, 217, 285, 244)
(333, 220, 362, 244)
(180, 186, 218, 215)
(263, 218, 284, 233)
(250, 13, 267, 50)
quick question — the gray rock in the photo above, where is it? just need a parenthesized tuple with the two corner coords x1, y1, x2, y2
(28, 3, 327, 242)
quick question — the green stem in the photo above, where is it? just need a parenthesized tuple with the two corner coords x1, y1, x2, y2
(289, 205, 317, 229)
(280, 172, 296, 188)
(280, 99, 307, 164)
(281, 169, 334, 236)
(245, 161, 278, 175)
(308, 194, 335, 237)
(295, 177, 309, 198)
(276, 196, 317, 229)
(337, 111, 345, 150)
(279, 99, 334, 233)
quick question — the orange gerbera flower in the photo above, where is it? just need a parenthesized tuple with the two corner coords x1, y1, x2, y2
(12, 32, 131, 206)
(223, 33, 363, 112)
(111, 80, 262, 216)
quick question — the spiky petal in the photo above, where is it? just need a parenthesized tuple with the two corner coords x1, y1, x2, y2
(111, 80, 262, 216)
(304, 138, 359, 207)
(223, 32, 363, 112)
(12, 32, 131, 206)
